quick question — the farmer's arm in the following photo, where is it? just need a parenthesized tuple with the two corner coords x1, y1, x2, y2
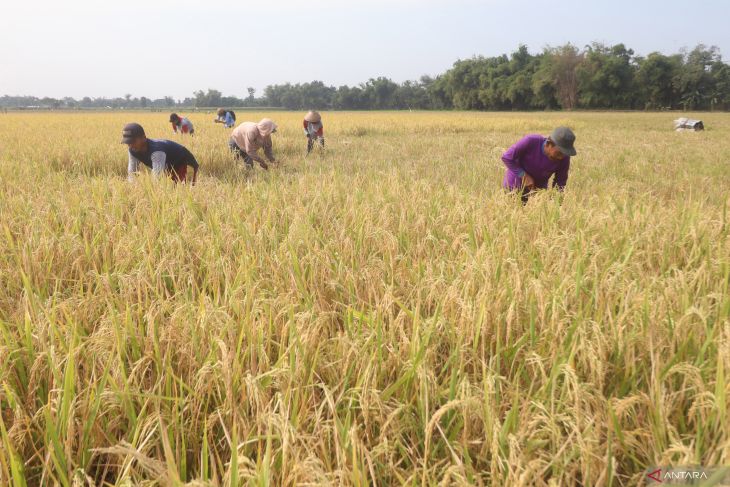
(172, 123, 178, 133)
(502, 136, 534, 188)
(150, 151, 167, 177)
(246, 148, 269, 169)
(303, 120, 310, 136)
(243, 143, 266, 165)
(188, 158, 199, 184)
(127, 153, 140, 181)
(552, 160, 570, 190)
(501, 136, 530, 177)
(263, 138, 276, 162)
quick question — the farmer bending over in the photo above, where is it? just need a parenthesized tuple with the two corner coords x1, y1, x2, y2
(214, 108, 236, 128)
(303, 110, 325, 155)
(502, 126, 576, 203)
(229, 118, 278, 170)
(169, 113, 195, 135)
(123, 123, 199, 184)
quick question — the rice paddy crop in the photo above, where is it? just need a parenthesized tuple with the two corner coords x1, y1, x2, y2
(0, 111, 728, 485)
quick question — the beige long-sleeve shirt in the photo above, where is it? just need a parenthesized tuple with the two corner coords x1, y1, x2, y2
(230, 120, 276, 163)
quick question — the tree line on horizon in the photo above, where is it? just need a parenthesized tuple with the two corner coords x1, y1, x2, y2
(4, 43, 730, 111)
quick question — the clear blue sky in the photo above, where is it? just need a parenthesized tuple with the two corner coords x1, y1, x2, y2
(2, 0, 729, 100)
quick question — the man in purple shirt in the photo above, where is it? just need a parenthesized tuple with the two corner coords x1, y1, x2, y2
(501, 126, 577, 203)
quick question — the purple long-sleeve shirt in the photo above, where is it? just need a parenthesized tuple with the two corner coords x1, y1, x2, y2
(501, 134, 570, 190)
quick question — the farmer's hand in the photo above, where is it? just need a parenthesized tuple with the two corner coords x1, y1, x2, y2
(522, 173, 535, 189)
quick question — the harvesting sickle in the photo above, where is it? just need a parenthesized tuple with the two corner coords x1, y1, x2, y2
(501, 126, 576, 204)
(122, 122, 199, 184)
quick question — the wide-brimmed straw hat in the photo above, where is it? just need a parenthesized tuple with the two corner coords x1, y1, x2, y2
(304, 110, 321, 123)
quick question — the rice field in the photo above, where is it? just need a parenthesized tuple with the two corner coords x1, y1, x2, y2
(0, 111, 728, 486)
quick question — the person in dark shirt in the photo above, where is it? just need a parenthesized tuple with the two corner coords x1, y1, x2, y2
(122, 123, 199, 184)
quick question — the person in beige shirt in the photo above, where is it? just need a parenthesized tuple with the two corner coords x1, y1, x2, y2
(229, 118, 278, 170)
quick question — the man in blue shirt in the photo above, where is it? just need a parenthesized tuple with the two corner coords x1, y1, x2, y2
(214, 108, 236, 128)
(122, 123, 199, 184)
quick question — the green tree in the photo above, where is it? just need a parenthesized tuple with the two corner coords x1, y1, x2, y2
(676, 45, 720, 110)
(635, 52, 682, 109)
(541, 44, 582, 109)
(576, 43, 637, 108)
(193, 89, 223, 107)
(710, 61, 730, 110)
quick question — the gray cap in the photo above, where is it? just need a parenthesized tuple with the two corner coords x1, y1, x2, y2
(121, 123, 145, 144)
(550, 126, 577, 157)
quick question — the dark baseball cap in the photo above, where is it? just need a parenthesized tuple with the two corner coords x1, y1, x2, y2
(121, 123, 145, 144)
(550, 126, 577, 157)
